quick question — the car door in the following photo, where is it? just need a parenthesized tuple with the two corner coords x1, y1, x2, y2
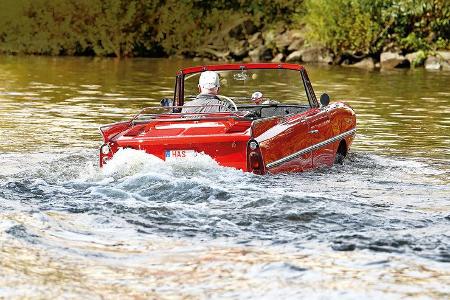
(306, 108, 334, 167)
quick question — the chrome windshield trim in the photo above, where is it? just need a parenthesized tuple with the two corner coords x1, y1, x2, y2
(266, 128, 356, 169)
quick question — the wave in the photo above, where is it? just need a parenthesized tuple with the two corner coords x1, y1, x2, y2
(0, 150, 448, 262)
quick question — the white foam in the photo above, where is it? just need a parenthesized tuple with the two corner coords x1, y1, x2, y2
(96, 148, 235, 181)
(100, 148, 166, 179)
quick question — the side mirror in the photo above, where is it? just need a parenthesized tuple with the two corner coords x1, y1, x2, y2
(320, 93, 330, 107)
(160, 98, 173, 107)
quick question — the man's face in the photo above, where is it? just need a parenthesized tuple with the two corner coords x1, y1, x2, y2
(251, 91, 263, 104)
(252, 98, 262, 104)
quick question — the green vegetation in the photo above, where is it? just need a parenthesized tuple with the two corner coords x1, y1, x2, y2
(0, 0, 302, 57)
(303, 0, 382, 56)
(0, 0, 448, 59)
(0, 0, 161, 56)
(304, 0, 449, 56)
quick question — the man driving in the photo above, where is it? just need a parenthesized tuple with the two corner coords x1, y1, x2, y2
(182, 71, 231, 113)
(251, 91, 278, 105)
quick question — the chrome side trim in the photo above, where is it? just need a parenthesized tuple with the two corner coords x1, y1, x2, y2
(266, 128, 356, 169)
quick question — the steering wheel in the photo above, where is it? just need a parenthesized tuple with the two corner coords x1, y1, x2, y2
(217, 95, 238, 111)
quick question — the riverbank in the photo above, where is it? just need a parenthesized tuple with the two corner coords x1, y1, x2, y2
(184, 26, 450, 71)
(1, 0, 448, 71)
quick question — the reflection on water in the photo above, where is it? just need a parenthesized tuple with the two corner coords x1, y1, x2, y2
(0, 56, 449, 298)
(2, 223, 448, 299)
(0, 56, 449, 160)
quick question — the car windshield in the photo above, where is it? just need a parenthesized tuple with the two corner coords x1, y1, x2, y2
(183, 69, 310, 106)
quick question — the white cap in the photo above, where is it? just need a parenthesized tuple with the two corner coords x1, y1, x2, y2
(199, 71, 220, 89)
(251, 91, 263, 100)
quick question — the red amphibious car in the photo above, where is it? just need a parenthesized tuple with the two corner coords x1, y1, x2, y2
(99, 63, 356, 174)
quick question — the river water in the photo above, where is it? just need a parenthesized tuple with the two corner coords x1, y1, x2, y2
(0, 56, 449, 299)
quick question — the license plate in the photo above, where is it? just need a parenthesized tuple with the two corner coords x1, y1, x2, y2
(165, 149, 197, 160)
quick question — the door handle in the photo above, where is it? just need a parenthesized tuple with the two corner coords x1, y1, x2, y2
(309, 129, 319, 134)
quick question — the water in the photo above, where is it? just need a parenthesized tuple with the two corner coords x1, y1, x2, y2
(0, 56, 449, 299)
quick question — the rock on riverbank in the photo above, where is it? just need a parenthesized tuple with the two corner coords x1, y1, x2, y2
(178, 21, 449, 72)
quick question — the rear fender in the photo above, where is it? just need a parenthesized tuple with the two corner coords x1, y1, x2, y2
(99, 121, 131, 167)
(251, 117, 282, 138)
(99, 121, 132, 143)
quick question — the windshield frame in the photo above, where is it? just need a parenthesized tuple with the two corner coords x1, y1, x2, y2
(174, 63, 319, 108)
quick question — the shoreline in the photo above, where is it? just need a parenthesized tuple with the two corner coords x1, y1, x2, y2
(1, 51, 449, 72)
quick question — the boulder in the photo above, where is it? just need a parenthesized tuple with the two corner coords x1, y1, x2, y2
(201, 48, 230, 61)
(405, 51, 419, 63)
(249, 47, 262, 62)
(442, 61, 450, 71)
(274, 29, 304, 51)
(350, 57, 375, 69)
(422, 51, 450, 71)
(380, 52, 410, 69)
(425, 56, 441, 70)
(249, 45, 271, 62)
(319, 51, 333, 64)
(229, 40, 248, 58)
(262, 29, 278, 49)
(286, 50, 302, 62)
(289, 29, 304, 40)
(271, 53, 284, 63)
(288, 39, 304, 52)
(300, 48, 317, 62)
(248, 32, 263, 49)
(301, 47, 332, 64)
(436, 51, 450, 61)
(406, 51, 425, 67)
(285, 47, 332, 64)
(274, 32, 291, 51)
